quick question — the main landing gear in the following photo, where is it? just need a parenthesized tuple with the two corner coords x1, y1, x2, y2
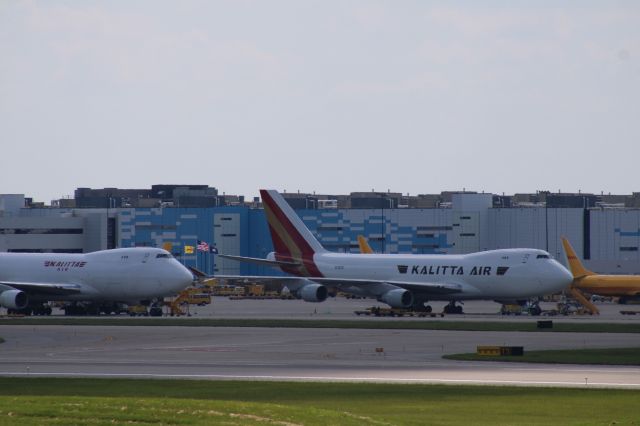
(412, 301, 433, 313)
(443, 301, 464, 315)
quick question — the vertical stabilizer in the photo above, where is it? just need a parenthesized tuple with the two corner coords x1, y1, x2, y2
(260, 190, 326, 276)
(358, 235, 374, 254)
(561, 237, 594, 279)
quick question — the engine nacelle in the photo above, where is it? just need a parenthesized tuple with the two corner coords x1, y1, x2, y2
(299, 284, 328, 303)
(380, 289, 413, 308)
(0, 289, 28, 309)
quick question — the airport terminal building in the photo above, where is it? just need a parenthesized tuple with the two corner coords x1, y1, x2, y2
(1, 186, 640, 275)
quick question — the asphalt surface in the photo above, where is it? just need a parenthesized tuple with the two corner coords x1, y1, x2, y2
(181, 297, 640, 322)
(1, 298, 639, 388)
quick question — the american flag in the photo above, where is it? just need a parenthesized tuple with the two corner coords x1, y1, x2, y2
(197, 240, 210, 252)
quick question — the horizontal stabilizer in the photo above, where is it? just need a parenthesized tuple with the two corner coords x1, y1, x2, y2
(218, 254, 301, 268)
(187, 266, 207, 278)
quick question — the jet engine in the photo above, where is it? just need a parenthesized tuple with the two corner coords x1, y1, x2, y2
(299, 284, 328, 303)
(0, 289, 28, 309)
(380, 288, 413, 308)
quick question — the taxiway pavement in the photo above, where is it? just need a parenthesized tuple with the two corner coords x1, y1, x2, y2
(1, 323, 638, 388)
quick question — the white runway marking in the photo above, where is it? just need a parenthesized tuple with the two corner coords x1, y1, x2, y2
(1, 371, 639, 388)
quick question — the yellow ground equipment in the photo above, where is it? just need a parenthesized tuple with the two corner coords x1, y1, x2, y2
(127, 305, 148, 316)
(165, 287, 212, 316)
(185, 290, 211, 306)
(500, 304, 523, 315)
(209, 284, 246, 296)
(247, 284, 265, 296)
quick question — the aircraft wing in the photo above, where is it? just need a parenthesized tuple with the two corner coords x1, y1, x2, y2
(307, 277, 462, 296)
(0, 281, 82, 296)
(214, 275, 462, 297)
(217, 254, 300, 267)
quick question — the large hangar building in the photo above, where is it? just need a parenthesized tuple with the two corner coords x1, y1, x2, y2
(1, 187, 640, 276)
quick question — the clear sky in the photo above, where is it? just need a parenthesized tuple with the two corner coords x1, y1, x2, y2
(1, 1, 639, 203)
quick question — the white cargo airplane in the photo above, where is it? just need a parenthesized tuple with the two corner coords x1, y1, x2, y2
(217, 189, 573, 313)
(0, 247, 194, 313)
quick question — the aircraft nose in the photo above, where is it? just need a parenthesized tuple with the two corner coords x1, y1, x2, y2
(180, 265, 195, 285)
(550, 262, 573, 290)
(170, 263, 195, 290)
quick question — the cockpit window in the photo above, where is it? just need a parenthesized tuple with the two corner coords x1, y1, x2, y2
(536, 254, 550, 259)
(156, 253, 172, 259)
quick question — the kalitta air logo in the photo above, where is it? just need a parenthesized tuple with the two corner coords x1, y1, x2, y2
(402, 265, 494, 276)
(44, 260, 87, 272)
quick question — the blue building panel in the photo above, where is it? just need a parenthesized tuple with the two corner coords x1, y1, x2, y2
(118, 206, 453, 276)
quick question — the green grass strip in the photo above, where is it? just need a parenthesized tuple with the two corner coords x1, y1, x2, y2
(0, 378, 638, 425)
(1, 317, 639, 333)
(444, 347, 640, 365)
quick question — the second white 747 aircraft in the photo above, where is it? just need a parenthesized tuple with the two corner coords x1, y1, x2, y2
(218, 190, 573, 313)
(0, 248, 194, 314)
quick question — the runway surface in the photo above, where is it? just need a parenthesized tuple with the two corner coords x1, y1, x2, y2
(1, 324, 639, 388)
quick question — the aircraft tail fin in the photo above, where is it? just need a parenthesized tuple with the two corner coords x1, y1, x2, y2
(561, 237, 594, 279)
(260, 189, 326, 276)
(357, 235, 374, 254)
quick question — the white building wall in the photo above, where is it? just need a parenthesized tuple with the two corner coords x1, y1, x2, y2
(451, 193, 492, 254)
(546, 208, 584, 262)
(82, 213, 107, 252)
(487, 208, 583, 265)
(0, 216, 85, 252)
(590, 209, 640, 261)
(214, 213, 240, 274)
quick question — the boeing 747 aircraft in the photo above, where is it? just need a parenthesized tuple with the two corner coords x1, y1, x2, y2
(217, 190, 573, 313)
(0, 247, 194, 315)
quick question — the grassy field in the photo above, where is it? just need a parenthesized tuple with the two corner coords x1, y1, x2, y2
(1, 317, 640, 333)
(0, 378, 638, 425)
(444, 347, 640, 365)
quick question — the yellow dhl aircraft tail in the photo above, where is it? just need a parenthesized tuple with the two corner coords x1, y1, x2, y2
(561, 237, 595, 279)
(357, 235, 374, 254)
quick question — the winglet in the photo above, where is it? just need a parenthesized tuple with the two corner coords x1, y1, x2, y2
(561, 237, 594, 279)
(357, 235, 374, 254)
